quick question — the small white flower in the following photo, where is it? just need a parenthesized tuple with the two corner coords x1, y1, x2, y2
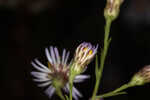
(31, 46, 89, 100)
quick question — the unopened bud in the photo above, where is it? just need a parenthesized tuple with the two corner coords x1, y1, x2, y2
(104, 0, 124, 21)
(72, 42, 98, 74)
(129, 65, 150, 86)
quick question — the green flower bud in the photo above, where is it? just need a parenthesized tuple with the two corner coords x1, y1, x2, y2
(129, 65, 150, 86)
(104, 0, 124, 21)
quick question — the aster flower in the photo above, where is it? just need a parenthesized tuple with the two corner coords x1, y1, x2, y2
(31, 46, 89, 100)
(72, 42, 98, 74)
(129, 65, 150, 86)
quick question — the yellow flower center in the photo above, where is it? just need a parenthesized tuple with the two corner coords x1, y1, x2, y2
(88, 50, 93, 55)
(83, 47, 88, 51)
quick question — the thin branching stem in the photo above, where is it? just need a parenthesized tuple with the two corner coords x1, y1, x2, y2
(96, 83, 133, 99)
(91, 18, 112, 100)
(96, 91, 127, 99)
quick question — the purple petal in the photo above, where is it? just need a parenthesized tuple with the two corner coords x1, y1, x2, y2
(45, 48, 53, 64)
(72, 86, 82, 100)
(64, 51, 70, 65)
(54, 47, 60, 64)
(45, 86, 55, 98)
(31, 71, 48, 79)
(37, 81, 52, 87)
(75, 75, 90, 80)
(62, 49, 66, 64)
(73, 86, 82, 97)
(33, 78, 50, 82)
(50, 46, 56, 65)
(31, 62, 50, 73)
(34, 59, 51, 73)
(72, 91, 78, 100)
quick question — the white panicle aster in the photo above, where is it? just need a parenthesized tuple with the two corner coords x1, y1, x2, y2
(31, 46, 89, 100)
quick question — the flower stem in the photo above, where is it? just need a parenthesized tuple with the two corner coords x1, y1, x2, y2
(69, 81, 73, 100)
(96, 83, 132, 99)
(91, 18, 112, 100)
(56, 89, 66, 100)
(112, 84, 130, 93)
(96, 91, 127, 98)
(69, 69, 76, 100)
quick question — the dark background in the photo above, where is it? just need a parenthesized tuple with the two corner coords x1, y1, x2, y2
(1, 0, 150, 100)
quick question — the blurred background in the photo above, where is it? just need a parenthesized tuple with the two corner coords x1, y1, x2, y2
(1, 0, 150, 100)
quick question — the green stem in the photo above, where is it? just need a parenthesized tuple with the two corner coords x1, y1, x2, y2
(96, 91, 127, 98)
(56, 89, 65, 100)
(96, 83, 132, 99)
(112, 84, 130, 93)
(69, 81, 73, 100)
(91, 18, 112, 100)
(69, 70, 76, 100)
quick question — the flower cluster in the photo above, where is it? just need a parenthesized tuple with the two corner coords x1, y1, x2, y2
(31, 42, 98, 100)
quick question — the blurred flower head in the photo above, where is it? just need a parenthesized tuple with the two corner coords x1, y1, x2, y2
(129, 65, 150, 86)
(104, 0, 124, 20)
(72, 42, 98, 74)
(31, 46, 89, 100)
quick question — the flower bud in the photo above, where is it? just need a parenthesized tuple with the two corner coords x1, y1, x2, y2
(129, 65, 150, 86)
(72, 42, 98, 74)
(104, 0, 124, 21)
